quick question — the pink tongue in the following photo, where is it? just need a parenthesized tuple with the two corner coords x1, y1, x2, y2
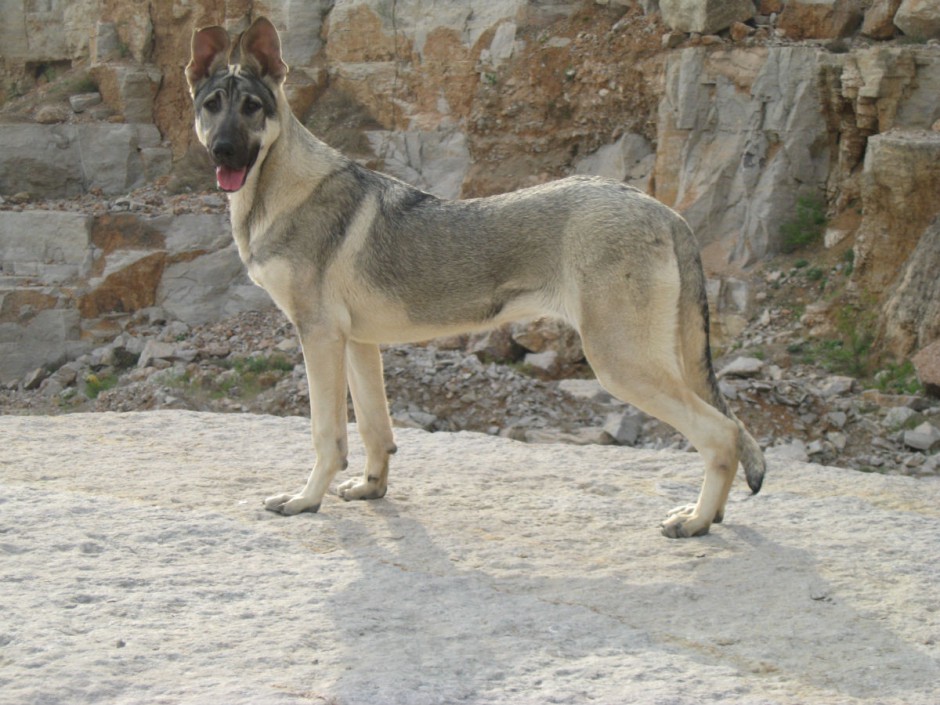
(216, 166, 247, 192)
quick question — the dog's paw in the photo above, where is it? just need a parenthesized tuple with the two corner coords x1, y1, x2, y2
(660, 504, 710, 539)
(263, 493, 320, 516)
(337, 477, 387, 501)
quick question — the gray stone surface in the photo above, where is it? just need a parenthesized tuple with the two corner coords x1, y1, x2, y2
(659, 0, 754, 34)
(894, 0, 940, 39)
(1, 411, 938, 704)
(0, 309, 89, 381)
(156, 244, 271, 325)
(655, 47, 830, 264)
(0, 124, 169, 198)
(366, 129, 471, 200)
(0, 211, 92, 281)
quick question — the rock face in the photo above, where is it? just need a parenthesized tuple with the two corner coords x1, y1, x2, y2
(6, 1, 940, 379)
(854, 131, 940, 297)
(880, 216, 940, 357)
(0, 209, 266, 381)
(1, 411, 939, 704)
(654, 46, 830, 265)
(0, 124, 169, 198)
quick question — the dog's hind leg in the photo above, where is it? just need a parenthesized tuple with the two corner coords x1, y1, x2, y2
(338, 341, 397, 501)
(265, 329, 349, 515)
(578, 299, 739, 538)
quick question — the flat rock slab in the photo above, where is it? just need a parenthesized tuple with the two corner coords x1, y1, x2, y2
(1, 412, 938, 705)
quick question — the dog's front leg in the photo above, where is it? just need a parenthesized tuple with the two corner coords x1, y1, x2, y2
(264, 328, 348, 515)
(339, 341, 397, 501)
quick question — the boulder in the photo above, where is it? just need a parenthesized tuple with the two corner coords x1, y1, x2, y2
(778, 0, 864, 39)
(861, 0, 903, 38)
(78, 252, 168, 319)
(659, 0, 754, 34)
(894, 0, 940, 38)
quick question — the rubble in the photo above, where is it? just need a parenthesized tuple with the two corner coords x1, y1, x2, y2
(2, 298, 939, 479)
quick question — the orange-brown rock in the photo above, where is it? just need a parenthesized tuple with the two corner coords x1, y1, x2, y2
(778, 0, 864, 39)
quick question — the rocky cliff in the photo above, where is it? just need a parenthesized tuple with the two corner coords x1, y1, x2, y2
(2, 0, 940, 383)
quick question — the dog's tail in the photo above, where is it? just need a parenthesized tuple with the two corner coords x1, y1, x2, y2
(671, 217, 766, 495)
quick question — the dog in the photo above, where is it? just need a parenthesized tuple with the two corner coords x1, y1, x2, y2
(186, 17, 765, 538)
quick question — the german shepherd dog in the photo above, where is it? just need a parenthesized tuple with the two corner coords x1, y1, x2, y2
(186, 18, 765, 538)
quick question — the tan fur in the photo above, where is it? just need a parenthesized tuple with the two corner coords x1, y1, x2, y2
(187, 18, 765, 537)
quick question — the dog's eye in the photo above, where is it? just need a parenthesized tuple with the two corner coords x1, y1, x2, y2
(204, 95, 222, 113)
(242, 98, 262, 115)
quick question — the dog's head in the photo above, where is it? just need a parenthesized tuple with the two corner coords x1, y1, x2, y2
(186, 17, 288, 193)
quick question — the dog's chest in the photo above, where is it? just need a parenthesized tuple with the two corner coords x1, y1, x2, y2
(247, 256, 297, 318)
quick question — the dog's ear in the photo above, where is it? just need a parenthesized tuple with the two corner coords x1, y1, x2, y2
(240, 17, 288, 84)
(186, 26, 231, 94)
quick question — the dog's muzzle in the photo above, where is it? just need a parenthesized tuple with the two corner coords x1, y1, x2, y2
(211, 140, 257, 193)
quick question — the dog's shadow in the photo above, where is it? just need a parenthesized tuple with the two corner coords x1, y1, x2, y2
(312, 496, 936, 702)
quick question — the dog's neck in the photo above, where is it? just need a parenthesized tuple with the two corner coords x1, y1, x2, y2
(228, 91, 348, 261)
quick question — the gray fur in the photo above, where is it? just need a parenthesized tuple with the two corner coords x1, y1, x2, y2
(187, 18, 766, 538)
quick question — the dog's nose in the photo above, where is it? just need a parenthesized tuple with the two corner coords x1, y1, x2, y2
(212, 140, 236, 162)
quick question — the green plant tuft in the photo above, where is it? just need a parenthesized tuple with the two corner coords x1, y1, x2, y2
(780, 196, 827, 254)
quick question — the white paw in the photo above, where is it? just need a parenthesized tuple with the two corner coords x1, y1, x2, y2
(337, 477, 387, 501)
(660, 504, 710, 539)
(263, 493, 320, 515)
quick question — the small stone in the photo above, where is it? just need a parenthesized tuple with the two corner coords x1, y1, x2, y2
(825, 411, 848, 429)
(718, 357, 764, 378)
(912, 339, 940, 397)
(807, 439, 828, 456)
(602, 410, 643, 446)
(730, 21, 755, 41)
(827, 431, 848, 452)
(817, 376, 855, 398)
(662, 31, 686, 49)
(765, 440, 809, 463)
(35, 104, 69, 124)
(23, 368, 48, 391)
(883, 406, 922, 431)
(557, 379, 613, 403)
(904, 422, 940, 452)
(69, 92, 102, 113)
(525, 350, 560, 377)
(40, 378, 64, 398)
(137, 340, 177, 369)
